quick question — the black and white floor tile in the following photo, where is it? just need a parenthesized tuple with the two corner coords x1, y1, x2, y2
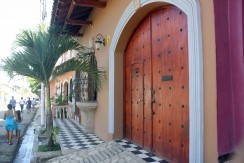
(54, 119, 168, 162)
(54, 119, 104, 150)
(116, 139, 168, 163)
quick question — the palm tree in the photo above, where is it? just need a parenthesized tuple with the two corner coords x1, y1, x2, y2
(27, 77, 41, 96)
(0, 25, 104, 147)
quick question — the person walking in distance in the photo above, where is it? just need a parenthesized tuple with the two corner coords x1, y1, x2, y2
(4, 104, 16, 145)
(26, 98, 32, 114)
(19, 97, 25, 113)
(31, 98, 36, 111)
(15, 110, 23, 143)
(9, 96, 16, 110)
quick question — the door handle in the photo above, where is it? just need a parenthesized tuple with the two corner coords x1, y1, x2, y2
(151, 97, 155, 107)
(138, 98, 143, 102)
(151, 89, 156, 107)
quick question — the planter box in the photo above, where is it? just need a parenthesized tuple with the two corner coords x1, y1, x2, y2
(38, 135, 48, 140)
(76, 102, 97, 133)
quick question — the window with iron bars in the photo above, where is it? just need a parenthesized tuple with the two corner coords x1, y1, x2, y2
(71, 55, 97, 102)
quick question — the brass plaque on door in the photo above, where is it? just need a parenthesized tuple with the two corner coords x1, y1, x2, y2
(162, 75, 173, 81)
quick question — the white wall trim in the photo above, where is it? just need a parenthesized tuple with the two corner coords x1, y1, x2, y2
(108, 0, 204, 162)
(62, 79, 69, 85)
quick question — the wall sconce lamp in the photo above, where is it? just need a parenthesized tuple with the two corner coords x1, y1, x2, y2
(95, 34, 105, 50)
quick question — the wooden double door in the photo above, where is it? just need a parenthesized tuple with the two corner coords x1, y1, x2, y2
(124, 6, 189, 162)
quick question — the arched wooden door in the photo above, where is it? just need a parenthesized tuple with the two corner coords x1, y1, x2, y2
(124, 6, 189, 162)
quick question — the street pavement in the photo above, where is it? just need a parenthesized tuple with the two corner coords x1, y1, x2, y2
(0, 104, 38, 163)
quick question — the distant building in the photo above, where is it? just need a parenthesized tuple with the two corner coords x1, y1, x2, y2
(0, 74, 35, 105)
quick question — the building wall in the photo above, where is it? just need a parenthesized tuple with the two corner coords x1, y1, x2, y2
(200, 0, 218, 161)
(80, 0, 217, 161)
(80, 0, 132, 141)
(50, 80, 55, 98)
(50, 71, 74, 98)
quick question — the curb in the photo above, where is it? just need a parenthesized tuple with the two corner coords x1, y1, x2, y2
(12, 107, 39, 162)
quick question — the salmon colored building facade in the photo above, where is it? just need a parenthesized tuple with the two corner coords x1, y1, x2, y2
(50, 0, 244, 162)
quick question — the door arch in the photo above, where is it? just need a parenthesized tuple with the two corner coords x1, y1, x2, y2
(109, 0, 203, 163)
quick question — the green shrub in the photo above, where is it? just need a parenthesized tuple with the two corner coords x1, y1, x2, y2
(39, 127, 60, 142)
(55, 93, 68, 105)
(52, 126, 60, 142)
(40, 128, 47, 136)
(38, 144, 61, 152)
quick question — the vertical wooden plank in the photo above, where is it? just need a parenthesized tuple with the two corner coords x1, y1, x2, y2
(151, 6, 189, 162)
(171, 8, 183, 163)
(131, 63, 144, 145)
(163, 7, 174, 161)
(125, 15, 151, 147)
(141, 16, 152, 151)
(178, 9, 189, 163)
(151, 7, 172, 159)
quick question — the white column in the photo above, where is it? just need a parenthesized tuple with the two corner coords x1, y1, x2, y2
(41, 83, 45, 126)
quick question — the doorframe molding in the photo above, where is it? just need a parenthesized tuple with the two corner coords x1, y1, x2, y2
(108, 0, 203, 162)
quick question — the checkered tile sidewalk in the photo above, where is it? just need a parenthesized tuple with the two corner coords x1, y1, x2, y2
(116, 139, 168, 163)
(54, 119, 168, 162)
(54, 119, 104, 150)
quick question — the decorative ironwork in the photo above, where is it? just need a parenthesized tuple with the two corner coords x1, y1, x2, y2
(72, 72, 88, 102)
(71, 55, 97, 102)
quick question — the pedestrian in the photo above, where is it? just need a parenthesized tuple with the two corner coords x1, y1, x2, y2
(9, 96, 16, 110)
(15, 110, 23, 143)
(19, 97, 25, 113)
(26, 98, 32, 114)
(3, 104, 16, 145)
(31, 98, 36, 111)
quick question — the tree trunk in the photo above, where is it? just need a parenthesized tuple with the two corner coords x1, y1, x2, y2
(41, 83, 45, 126)
(45, 84, 54, 147)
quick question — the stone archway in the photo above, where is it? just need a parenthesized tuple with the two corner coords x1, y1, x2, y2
(109, 0, 204, 162)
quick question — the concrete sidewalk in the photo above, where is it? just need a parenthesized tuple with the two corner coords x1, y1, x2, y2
(0, 105, 38, 163)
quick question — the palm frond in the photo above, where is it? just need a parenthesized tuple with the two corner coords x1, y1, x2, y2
(0, 52, 44, 82)
(27, 77, 41, 95)
(52, 55, 105, 91)
(1, 24, 89, 85)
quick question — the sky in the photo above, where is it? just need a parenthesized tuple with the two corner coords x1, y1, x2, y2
(0, 0, 53, 60)
(0, 0, 53, 84)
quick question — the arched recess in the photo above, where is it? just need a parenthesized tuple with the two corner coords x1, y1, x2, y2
(63, 79, 69, 103)
(60, 83, 63, 97)
(55, 83, 60, 95)
(108, 0, 203, 162)
(69, 78, 73, 102)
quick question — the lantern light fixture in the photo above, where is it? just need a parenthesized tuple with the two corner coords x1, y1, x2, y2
(95, 34, 105, 50)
